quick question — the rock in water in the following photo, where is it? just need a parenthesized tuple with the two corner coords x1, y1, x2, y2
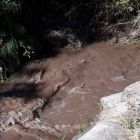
(73, 81, 140, 140)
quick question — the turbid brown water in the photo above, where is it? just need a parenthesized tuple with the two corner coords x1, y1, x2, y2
(0, 42, 140, 140)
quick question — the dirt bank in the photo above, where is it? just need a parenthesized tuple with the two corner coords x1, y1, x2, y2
(0, 42, 140, 140)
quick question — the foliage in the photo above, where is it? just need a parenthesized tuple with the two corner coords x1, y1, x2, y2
(0, 67, 3, 83)
(1, 0, 140, 80)
(0, 0, 35, 80)
(24, 0, 140, 43)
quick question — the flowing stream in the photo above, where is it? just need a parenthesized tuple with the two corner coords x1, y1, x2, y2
(0, 42, 140, 140)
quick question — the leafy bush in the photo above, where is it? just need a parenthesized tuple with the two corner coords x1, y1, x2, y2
(0, 0, 35, 80)
(0, 0, 140, 81)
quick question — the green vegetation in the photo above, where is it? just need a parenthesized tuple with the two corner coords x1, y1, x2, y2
(57, 134, 65, 140)
(0, 67, 3, 82)
(126, 118, 134, 129)
(0, 0, 36, 81)
(73, 125, 84, 133)
(73, 106, 85, 133)
(0, 0, 140, 81)
(87, 117, 92, 126)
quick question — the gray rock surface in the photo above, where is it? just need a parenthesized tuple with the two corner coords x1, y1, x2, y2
(73, 81, 140, 140)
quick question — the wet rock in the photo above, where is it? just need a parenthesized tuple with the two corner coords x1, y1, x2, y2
(10, 124, 25, 130)
(118, 36, 129, 44)
(108, 37, 118, 45)
(0, 88, 64, 140)
(73, 122, 127, 140)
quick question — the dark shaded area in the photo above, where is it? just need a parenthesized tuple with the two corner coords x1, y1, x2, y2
(19, 0, 140, 49)
(20, 0, 103, 44)
(0, 83, 34, 97)
(1, 0, 140, 79)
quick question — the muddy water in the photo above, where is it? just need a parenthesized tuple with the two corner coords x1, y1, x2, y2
(0, 42, 140, 140)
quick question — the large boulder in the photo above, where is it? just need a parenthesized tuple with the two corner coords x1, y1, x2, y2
(73, 81, 140, 140)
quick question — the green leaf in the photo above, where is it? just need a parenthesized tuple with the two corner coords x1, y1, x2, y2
(5, 38, 18, 59)
(18, 35, 34, 58)
(11, 23, 26, 35)
(23, 50, 29, 56)
(0, 67, 3, 83)
(18, 35, 33, 47)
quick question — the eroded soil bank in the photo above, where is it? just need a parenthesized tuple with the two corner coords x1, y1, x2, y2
(0, 42, 140, 140)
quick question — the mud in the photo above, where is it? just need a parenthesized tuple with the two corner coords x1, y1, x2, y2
(0, 42, 140, 140)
